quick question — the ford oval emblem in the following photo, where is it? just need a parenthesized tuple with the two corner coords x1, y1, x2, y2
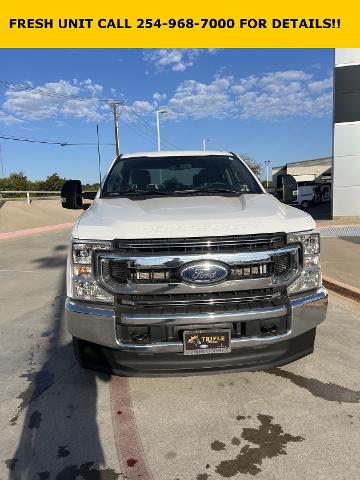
(179, 261, 230, 285)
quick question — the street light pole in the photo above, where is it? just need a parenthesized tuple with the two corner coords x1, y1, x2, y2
(265, 160, 271, 188)
(203, 139, 210, 151)
(156, 110, 166, 151)
(109, 100, 124, 157)
(0, 144, 4, 178)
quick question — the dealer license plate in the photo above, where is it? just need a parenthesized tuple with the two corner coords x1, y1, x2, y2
(183, 329, 231, 355)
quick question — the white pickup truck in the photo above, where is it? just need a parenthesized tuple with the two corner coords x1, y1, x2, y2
(61, 151, 327, 375)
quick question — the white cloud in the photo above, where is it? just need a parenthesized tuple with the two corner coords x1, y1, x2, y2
(121, 100, 155, 124)
(1, 79, 106, 123)
(165, 70, 333, 121)
(153, 92, 167, 102)
(308, 76, 333, 93)
(167, 76, 234, 120)
(61, 99, 105, 121)
(0, 111, 24, 125)
(0, 68, 333, 128)
(81, 79, 103, 96)
(143, 49, 220, 72)
(129, 100, 154, 114)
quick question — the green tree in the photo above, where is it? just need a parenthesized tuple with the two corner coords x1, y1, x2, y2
(40, 173, 66, 191)
(0, 171, 29, 190)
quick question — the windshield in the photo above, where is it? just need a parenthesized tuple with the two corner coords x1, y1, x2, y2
(101, 155, 262, 197)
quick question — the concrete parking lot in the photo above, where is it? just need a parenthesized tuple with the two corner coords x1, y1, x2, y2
(1, 230, 360, 480)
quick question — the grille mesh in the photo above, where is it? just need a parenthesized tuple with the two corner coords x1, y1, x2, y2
(115, 287, 287, 315)
(116, 287, 285, 307)
(274, 253, 290, 276)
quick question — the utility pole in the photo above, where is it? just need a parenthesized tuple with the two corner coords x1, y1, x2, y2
(203, 139, 210, 151)
(109, 100, 124, 157)
(156, 110, 167, 151)
(0, 144, 4, 178)
(265, 160, 271, 188)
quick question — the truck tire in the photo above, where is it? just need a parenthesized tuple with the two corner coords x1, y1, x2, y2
(301, 200, 310, 209)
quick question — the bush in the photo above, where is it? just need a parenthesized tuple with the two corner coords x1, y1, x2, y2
(0, 172, 99, 197)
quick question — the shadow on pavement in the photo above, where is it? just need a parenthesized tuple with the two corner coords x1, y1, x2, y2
(8, 250, 120, 479)
(288, 202, 332, 221)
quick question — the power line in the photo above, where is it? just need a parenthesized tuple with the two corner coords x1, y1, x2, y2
(0, 79, 182, 150)
(123, 108, 181, 150)
(120, 112, 156, 146)
(124, 108, 179, 149)
(122, 110, 177, 150)
(0, 133, 114, 146)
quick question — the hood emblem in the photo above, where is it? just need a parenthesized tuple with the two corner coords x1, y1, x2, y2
(178, 261, 230, 285)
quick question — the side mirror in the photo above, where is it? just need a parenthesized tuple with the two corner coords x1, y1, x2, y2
(276, 174, 298, 204)
(61, 180, 83, 209)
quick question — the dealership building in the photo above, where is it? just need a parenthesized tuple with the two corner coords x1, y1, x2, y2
(272, 49, 360, 218)
(333, 48, 360, 217)
(272, 157, 332, 185)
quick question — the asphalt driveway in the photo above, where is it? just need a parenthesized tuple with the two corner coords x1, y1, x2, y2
(0, 230, 359, 480)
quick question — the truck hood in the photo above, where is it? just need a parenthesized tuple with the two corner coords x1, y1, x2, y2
(74, 193, 315, 240)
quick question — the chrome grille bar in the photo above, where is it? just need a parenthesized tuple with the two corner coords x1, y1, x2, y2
(114, 233, 286, 254)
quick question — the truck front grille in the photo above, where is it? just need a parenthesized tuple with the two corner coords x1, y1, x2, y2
(115, 287, 289, 344)
(116, 287, 286, 311)
(104, 252, 291, 285)
(114, 233, 286, 255)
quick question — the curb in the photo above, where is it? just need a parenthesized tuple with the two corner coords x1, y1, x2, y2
(0, 222, 74, 241)
(322, 275, 360, 303)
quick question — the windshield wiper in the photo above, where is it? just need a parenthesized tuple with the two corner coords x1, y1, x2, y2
(103, 187, 245, 197)
(103, 189, 175, 197)
(196, 187, 243, 194)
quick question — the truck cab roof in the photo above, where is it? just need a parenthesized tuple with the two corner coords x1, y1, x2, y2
(120, 150, 233, 159)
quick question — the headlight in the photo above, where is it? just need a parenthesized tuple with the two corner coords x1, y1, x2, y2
(71, 241, 113, 303)
(287, 231, 321, 294)
(73, 242, 111, 264)
(287, 231, 320, 254)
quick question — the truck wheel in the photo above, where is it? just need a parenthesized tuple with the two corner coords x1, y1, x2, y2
(301, 200, 310, 209)
(72, 336, 85, 367)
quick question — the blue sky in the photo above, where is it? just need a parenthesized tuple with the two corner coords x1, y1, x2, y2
(0, 48, 333, 183)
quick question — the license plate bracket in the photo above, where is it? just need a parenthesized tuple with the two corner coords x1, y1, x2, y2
(183, 329, 231, 355)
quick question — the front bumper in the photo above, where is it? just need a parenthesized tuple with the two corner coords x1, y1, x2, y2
(66, 287, 327, 370)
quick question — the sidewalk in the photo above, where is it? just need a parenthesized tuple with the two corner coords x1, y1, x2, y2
(321, 236, 360, 289)
(320, 236, 360, 301)
(0, 199, 80, 233)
